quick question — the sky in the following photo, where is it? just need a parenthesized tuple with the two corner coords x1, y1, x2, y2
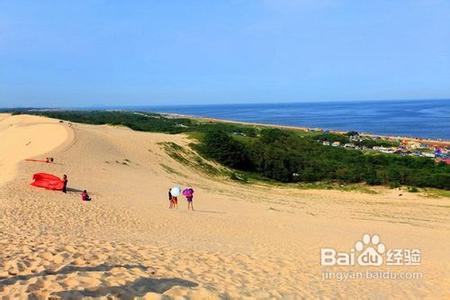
(0, 0, 449, 108)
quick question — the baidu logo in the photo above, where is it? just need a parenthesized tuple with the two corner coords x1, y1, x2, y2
(321, 233, 421, 267)
(355, 234, 385, 266)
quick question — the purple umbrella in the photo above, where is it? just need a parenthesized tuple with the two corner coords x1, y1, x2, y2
(183, 187, 194, 197)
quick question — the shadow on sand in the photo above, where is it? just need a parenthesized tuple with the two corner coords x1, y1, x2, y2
(66, 187, 84, 193)
(2, 263, 197, 298)
(194, 210, 226, 214)
(0, 263, 148, 286)
(51, 276, 198, 298)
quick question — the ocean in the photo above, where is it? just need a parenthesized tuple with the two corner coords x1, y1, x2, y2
(130, 99, 450, 140)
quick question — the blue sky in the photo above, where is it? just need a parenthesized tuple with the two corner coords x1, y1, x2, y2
(0, 0, 449, 107)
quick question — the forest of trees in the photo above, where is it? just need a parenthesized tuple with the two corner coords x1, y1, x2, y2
(25, 111, 195, 134)
(199, 128, 450, 189)
(24, 110, 259, 136)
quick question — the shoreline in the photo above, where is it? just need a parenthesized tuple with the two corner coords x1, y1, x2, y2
(160, 112, 450, 147)
(5, 109, 450, 146)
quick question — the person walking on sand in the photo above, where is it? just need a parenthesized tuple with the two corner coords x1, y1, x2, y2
(183, 187, 195, 211)
(168, 188, 173, 208)
(172, 194, 178, 208)
(170, 186, 180, 209)
(62, 174, 68, 193)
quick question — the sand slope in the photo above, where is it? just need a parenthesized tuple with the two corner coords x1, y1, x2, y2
(0, 114, 70, 186)
(1, 114, 450, 299)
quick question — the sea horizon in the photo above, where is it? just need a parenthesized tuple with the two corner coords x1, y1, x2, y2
(2, 98, 450, 141)
(132, 99, 450, 141)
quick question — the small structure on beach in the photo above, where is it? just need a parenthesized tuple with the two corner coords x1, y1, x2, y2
(331, 141, 341, 147)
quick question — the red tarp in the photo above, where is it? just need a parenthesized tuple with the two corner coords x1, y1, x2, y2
(31, 173, 64, 190)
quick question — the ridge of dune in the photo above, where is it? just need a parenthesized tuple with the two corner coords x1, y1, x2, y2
(0, 114, 71, 186)
(1, 115, 450, 298)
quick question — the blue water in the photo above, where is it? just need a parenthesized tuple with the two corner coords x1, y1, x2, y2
(130, 99, 450, 140)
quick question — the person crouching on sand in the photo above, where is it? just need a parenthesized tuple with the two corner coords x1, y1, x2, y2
(81, 190, 91, 201)
(62, 174, 68, 193)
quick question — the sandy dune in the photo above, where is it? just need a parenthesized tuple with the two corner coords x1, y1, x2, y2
(0, 114, 70, 185)
(1, 114, 450, 299)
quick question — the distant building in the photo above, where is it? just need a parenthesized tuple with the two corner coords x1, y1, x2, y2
(373, 146, 395, 154)
(348, 132, 361, 142)
(402, 140, 422, 150)
(344, 143, 356, 148)
(442, 158, 450, 165)
(232, 131, 246, 136)
(421, 152, 435, 158)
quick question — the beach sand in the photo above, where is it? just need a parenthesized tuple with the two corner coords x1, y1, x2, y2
(1, 114, 450, 299)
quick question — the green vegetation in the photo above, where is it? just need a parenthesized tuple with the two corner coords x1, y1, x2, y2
(27, 110, 194, 134)
(23, 110, 260, 136)
(295, 182, 378, 194)
(423, 188, 450, 198)
(315, 132, 349, 144)
(199, 128, 450, 189)
(229, 172, 249, 183)
(17, 110, 450, 190)
(315, 132, 399, 148)
(407, 186, 419, 193)
(158, 142, 224, 176)
(160, 163, 184, 177)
